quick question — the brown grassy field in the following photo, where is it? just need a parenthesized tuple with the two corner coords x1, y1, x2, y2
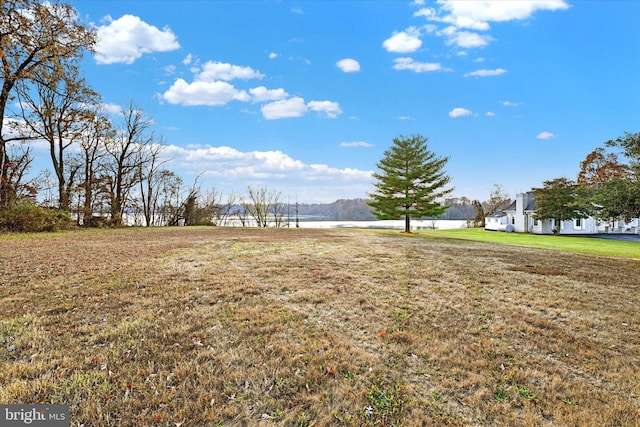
(1, 227, 639, 426)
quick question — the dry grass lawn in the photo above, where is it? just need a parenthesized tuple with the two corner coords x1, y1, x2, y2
(0, 227, 639, 426)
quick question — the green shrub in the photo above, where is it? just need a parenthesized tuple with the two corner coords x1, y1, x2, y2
(0, 203, 72, 232)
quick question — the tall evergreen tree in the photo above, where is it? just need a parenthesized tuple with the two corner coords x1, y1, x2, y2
(367, 134, 452, 233)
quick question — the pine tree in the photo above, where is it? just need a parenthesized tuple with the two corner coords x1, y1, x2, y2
(367, 134, 453, 233)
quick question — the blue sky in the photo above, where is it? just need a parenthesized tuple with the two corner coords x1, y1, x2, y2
(61, 0, 640, 203)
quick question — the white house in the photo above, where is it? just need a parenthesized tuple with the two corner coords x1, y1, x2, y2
(484, 212, 510, 232)
(484, 192, 639, 235)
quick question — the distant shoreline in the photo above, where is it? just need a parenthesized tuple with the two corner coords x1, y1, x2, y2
(285, 219, 469, 230)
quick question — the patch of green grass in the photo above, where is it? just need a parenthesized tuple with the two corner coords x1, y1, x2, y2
(365, 380, 407, 424)
(415, 228, 640, 258)
(517, 385, 536, 400)
(494, 385, 509, 403)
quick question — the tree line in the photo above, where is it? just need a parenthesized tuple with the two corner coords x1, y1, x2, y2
(0, 0, 301, 232)
(533, 132, 640, 232)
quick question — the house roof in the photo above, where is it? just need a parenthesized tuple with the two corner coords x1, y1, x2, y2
(504, 200, 516, 212)
(503, 192, 536, 212)
(523, 193, 536, 211)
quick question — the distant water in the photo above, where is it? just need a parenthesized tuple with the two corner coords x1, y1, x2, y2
(121, 213, 469, 230)
(293, 219, 468, 230)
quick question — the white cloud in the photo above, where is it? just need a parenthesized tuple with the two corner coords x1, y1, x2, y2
(196, 61, 264, 82)
(449, 107, 473, 118)
(502, 100, 522, 107)
(249, 86, 289, 103)
(269, 52, 279, 59)
(435, 1, 570, 30)
(393, 57, 443, 73)
(382, 27, 422, 53)
(414, 7, 436, 18)
(165, 145, 306, 178)
(101, 103, 124, 116)
(337, 58, 361, 73)
(485, 111, 495, 117)
(307, 164, 371, 180)
(160, 144, 374, 201)
(446, 30, 493, 48)
(182, 54, 193, 65)
(340, 141, 374, 148)
(415, 1, 569, 48)
(307, 101, 342, 118)
(260, 98, 342, 120)
(537, 131, 557, 140)
(464, 68, 507, 77)
(161, 60, 269, 107)
(162, 79, 250, 106)
(159, 55, 339, 118)
(261, 97, 308, 119)
(94, 14, 180, 64)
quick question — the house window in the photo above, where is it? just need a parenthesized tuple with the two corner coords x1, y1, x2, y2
(534, 219, 539, 226)
(511, 217, 515, 225)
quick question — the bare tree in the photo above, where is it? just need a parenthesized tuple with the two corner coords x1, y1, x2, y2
(157, 170, 183, 226)
(269, 191, 285, 227)
(0, 0, 96, 207)
(17, 64, 98, 210)
(218, 191, 239, 226)
(138, 139, 167, 226)
(3, 144, 37, 204)
(235, 197, 249, 227)
(104, 101, 154, 226)
(78, 112, 112, 226)
(244, 185, 269, 227)
(484, 184, 511, 216)
(242, 185, 285, 227)
(199, 189, 222, 226)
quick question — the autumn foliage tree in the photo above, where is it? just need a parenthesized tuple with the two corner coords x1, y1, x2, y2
(577, 147, 628, 187)
(0, 0, 96, 208)
(574, 132, 640, 226)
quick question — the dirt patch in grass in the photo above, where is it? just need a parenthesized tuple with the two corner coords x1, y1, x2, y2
(1, 227, 639, 426)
